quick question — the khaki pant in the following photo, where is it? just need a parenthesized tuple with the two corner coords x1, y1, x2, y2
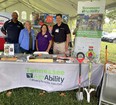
(53, 42, 65, 54)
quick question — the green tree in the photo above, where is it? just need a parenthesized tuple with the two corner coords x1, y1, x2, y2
(103, 9, 116, 32)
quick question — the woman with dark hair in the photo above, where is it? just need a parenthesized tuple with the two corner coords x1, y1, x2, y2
(36, 24, 52, 52)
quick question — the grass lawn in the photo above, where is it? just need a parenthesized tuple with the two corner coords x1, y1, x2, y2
(100, 42, 116, 63)
(0, 88, 98, 105)
(0, 42, 115, 105)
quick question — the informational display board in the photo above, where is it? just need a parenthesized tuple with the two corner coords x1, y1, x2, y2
(74, 0, 106, 62)
(0, 12, 11, 50)
(0, 12, 11, 37)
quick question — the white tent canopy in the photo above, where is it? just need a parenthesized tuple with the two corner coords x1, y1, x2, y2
(0, 0, 116, 20)
(0, 0, 115, 35)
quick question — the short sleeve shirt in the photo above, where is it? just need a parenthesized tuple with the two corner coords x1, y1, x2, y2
(36, 32, 52, 51)
(52, 22, 70, 43)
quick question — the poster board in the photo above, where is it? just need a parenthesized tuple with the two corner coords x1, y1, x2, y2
(74, 0, 106, 62)
(0, 12, 11, 37)
(0, 12, 11, 50)
(32, 12, 69, 34)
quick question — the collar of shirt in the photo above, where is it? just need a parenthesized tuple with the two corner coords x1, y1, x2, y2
(56, 22, 63, 27)
(25, 28, 33, 33)
(23, 28, 34, 37)
(11, 19, 18, 24)
(40, 31, 49, 36)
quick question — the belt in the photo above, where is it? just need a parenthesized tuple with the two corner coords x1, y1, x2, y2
(55, 41, 65, 44)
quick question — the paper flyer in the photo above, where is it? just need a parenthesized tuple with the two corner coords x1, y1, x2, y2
(4, 44, 14, 56)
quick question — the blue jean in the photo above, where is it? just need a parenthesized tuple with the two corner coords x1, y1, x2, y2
(14, 43, 20, 53)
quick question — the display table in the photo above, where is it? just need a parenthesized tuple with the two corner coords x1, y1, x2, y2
(0, 61, 103, 92)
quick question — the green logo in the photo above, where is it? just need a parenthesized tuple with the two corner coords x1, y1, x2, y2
(26, 68, 65, 84)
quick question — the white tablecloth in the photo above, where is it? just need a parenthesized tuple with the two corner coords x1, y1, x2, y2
(0, 62, 103, 92)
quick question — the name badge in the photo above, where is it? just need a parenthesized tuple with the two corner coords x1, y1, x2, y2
(55, 29, 59, 33)
(44, 35, 47, 38)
